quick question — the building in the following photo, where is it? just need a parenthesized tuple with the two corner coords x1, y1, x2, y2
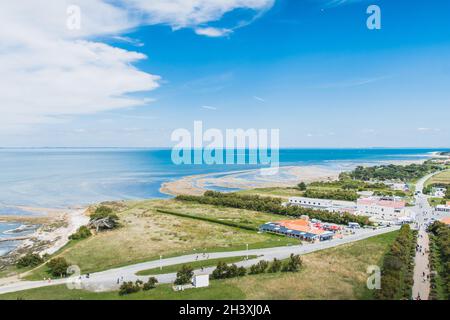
(193, 274, 209, 288)
(435, 204, 450, 214)
(259, 219, 334, 241)
(432, 187, 447, 198)
(357, 196, 411, 222)
(287, 197, 357, 214)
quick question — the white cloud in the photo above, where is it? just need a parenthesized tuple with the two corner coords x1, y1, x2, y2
(253, 96, 266, 102)
(0, 0, 274, 133)
(195, 27, 232, 37)
(201, 105, 217, 110)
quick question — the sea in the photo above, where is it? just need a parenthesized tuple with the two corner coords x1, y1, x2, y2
(0, 148, 448, 256)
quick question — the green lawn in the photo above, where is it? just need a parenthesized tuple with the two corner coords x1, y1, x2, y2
(24, 199, 298, 280)
(425, 170, 450, 187)
(1, 231, 398, 300)
(136, 255, 257, 276)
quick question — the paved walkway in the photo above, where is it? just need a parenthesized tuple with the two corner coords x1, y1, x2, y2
(0, 226, 399, 295)
(412, 228, 430, 300)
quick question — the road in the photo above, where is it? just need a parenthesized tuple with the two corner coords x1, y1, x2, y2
(0, 225, 399, 295)
(410, 171, 443, 300)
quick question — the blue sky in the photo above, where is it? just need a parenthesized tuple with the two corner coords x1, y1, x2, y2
(1, 0, 449, 147)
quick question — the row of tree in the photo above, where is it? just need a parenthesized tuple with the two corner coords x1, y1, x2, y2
(176, 191, 371, 226)
(423, 183, 450, 199)
(427, 222, 450, 300)
(303, 189, 358, 201)
(347, 162, 441, 182)
(375, 225, 416, 300)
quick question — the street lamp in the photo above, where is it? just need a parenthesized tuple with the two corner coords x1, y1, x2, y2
(246, 244, 249, 260)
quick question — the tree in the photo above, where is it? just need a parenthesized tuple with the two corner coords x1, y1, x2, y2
(16, 253, 44, 268)
(47, 257, 70, 277)
(282, 254, 302, 272)
(89, 206, 119, 231)
(143, 277, 158, 291)
(297, 182, 307, 191)
(174, 265, 194, 285)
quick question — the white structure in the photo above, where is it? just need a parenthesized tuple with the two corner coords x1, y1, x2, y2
(357, 196, 411, 222)
(193, 274, 209, 288)
(287, 197, 357, 214)
(435, 204, 450, 214)
(385, 182, 409, 192)
(432, 187, 447, 198)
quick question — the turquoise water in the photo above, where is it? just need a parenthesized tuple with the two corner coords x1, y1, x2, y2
(0, 147, 448, 257)
(0, 148, 446, 208)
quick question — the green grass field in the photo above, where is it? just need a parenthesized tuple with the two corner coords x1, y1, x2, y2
(425, 170, 450, 187)
(23, 199, 298, 280)
(1, 231, 398, 300)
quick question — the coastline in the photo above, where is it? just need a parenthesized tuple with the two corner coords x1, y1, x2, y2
(0, 156, 431, 264)
(160, 158, 428, 197)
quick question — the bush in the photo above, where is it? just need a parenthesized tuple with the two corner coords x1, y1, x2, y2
(375, 225, 416, 300)
(249, 260, 269, 275)
(143, 277, 158, 291)
(89, 206, 119, 231)
(119, 281, 141, 296)
(16, 253, 44, 268)
(282, 254, 302, 272)
(47, 257, 70, 277)
(174, 265, 194, 285)
(69, 226, 92, 240)
(268, 258, 282, 273)
(211, 261, 247, 279)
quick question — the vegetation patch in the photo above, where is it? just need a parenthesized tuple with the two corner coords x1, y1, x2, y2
(428, 222, 449, 300)
(375, 225, 416, 300)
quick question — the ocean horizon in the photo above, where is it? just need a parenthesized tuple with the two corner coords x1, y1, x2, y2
(0, 147, 448, 257)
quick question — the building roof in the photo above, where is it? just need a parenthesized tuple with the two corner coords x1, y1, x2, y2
(273, 220, 325, 235)
(357, 197, 406, 209)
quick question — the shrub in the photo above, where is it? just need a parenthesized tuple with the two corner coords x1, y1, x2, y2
(143, 277, 158, 291)
(211, 262, 247, 279)
(249, 260, 269, 275)
(47, 257, 70, 277)
(119, 281, 141, 296)
(282, 254, 302, 272)
(89, 206, 119, 231)
(16, 253, 44, 268)
(375, 225, 416, 300)
(268, 258, 282, 273)
(174, 265, 194, 285)
(69, 226, 92, 240)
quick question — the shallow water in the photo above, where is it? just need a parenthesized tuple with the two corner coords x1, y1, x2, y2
(0, 147, 447, 256)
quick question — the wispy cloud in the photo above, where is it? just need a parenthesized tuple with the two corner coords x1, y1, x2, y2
(254, 96, 266, 102)
(201, 105, 217, 110)
(312, 75, 392, 89)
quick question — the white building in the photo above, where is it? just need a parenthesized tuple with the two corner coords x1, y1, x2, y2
(287, 197, 357, 214)
(357, 196, 411, 222)
(432, 187, 447, 198)
(435, 204, 450, 214)
(193, 274, 209, 288)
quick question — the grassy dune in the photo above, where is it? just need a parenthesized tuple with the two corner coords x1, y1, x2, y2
(2, 231, 398, 300)
(425, 170, 450, 186)
(25, 199, 297, 279)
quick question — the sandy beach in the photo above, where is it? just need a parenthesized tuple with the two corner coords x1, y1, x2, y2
(160, 159, 428, 197)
